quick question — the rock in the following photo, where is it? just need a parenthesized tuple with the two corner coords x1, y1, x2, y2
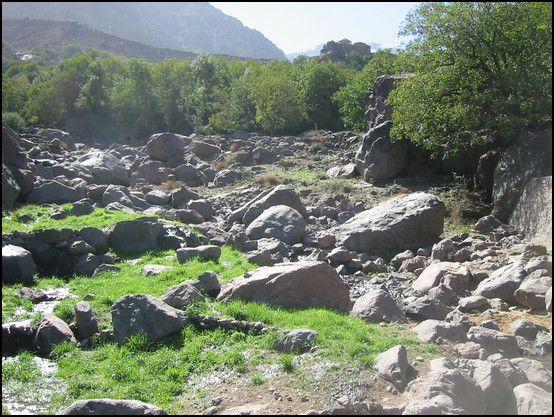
(413, 320, 468, 344)
(275, 328, 319, 353)
(79, 227, 109, 254)
(159, 282, 205, 309)
(510, 357, 552, 392)
(412, 262, 470, 294)
(176, 246, 222, 263)
(472, 360, 517, 414)
(27, 179, 86, 205)
(74, 301, 98, 339)
(509, 176, 552, 242)
(146, 132, 190, 162)
(2, 244, 37, 285)
(61, 399, 168, 415)
(492, 127, 552, 223)
(245, 205, 306, 245)
(76, 150, 130, 186)
(33, 314, 77, 355)
(189, 271, 221, 298)
(107, 217, 165, 255)
(373, 345, 416, 392)
(351, 288, 407, 323)
(467, 326, 520, 358)
(513, 383, 553, 415)
(403, 367, 487, 415)
(331, 192, 445, 254)
(111, 294, 188, 342)
(141, 265, 174, 276)
(216, 261, 351, 313)
(475, 259, 527, 304)
(2, 164, 20, 210)
(188, 140, 221, 158)
(404, 296, 451, 321)
(514, 271, 552, 310)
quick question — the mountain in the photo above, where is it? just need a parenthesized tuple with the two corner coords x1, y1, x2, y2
(2, 18, 274, 64)
(1, 2, 287, 60)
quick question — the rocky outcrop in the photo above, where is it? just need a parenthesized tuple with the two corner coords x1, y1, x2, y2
(61, 399, 168, 415)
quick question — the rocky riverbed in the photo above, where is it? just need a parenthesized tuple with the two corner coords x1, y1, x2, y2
(2, 121, 552, 414)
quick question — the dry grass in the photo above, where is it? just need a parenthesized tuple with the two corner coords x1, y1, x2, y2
(161, 180, 184, 191)
(255, 173, 282, 188)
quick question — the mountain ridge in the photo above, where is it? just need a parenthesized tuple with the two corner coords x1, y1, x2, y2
(1, 18, 274, 64)
(1, 2, 287, 60)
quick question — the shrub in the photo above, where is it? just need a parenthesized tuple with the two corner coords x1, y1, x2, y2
(2, 111, 26, 131)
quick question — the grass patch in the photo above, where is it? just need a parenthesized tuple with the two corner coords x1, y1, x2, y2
(2, 204, 153, 234)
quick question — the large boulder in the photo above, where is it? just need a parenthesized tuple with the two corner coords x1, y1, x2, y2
(106, 218, 168, 255)
(351, 288, 407, 323)
(76, 150, 130, 186)
(2, 244, 37, 285)
(245, 205, 306, 245)
(330, 192, 445, 254)
(111, 294, 188, 342)
(33, 314, 77, 355)
(216, 261, 351, 313)
(26, 179, 85, 204)
(146, 132, 190, 162)
(2, 164, 20, 210)
(61, 399, 168, 415)
(475, 259, 527, 304)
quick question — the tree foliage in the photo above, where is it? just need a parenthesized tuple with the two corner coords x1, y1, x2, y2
(388, 2, 552, 156)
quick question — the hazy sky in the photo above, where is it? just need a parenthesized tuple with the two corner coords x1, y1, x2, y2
(210, 2, 421, 54)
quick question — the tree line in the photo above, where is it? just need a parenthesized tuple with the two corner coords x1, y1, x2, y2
(2, 2, 551, 157)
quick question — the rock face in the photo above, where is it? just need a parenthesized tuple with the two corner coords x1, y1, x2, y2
(216, 261, 351, 313)
(492, 128, 552, 223)
(509, 176, 552, 242)
(331, 192, 445, 254)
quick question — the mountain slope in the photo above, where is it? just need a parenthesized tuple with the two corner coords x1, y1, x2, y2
(2, 18, 273, 64)
(1, 2, 287, 60)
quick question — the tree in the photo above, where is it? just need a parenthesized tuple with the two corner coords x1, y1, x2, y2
(298, 59, 348, 131)
(388, 2, 552, 156)
(249, 62, 307, 136)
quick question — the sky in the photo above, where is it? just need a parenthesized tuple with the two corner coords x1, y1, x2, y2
(209, 2, 421, 55)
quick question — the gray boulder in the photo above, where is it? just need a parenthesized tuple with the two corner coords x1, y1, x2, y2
(467, 326, 520, 358)
(513, 383, 552, 415)
(61, 399, 168, 415)
(27, 179, 85, 204)
(275, 328, 319, 353)
(216, 261, 351, 313)
(76, 150, 129, 186)
(33, 314, 77, 355)
(373, 344, 416, 392)
(510, 357, 552, 392)
(176, 246, 222, 263)
(351, 288, 407, 323)
(245, 205, 306, 245)
(146, 132, 190, 162)
(74, 301, 98, 340)
(107, 218, 165, 255)
(2, 164, 20, 210)
(159, 282, 205, 309)
(412, 262, 471, 294)
(475, 259, 527, 304)
(330, 192, 445, 254)
(2, 244, 37, 285)
(413, 319, 468, 344)
(514, 271, 552, 310)
(111, 294, 188, 342)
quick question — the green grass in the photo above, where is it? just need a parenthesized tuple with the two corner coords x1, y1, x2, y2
(2, 202, 442, 415)
(2, 204, 154, 234)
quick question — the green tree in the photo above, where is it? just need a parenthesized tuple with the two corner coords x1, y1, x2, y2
(249, 62, 307, 136)
(388, 2, 552, 156)
(298, 59, 348, 131)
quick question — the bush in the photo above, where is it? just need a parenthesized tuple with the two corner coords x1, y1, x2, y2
(2, 111, 26, 131)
